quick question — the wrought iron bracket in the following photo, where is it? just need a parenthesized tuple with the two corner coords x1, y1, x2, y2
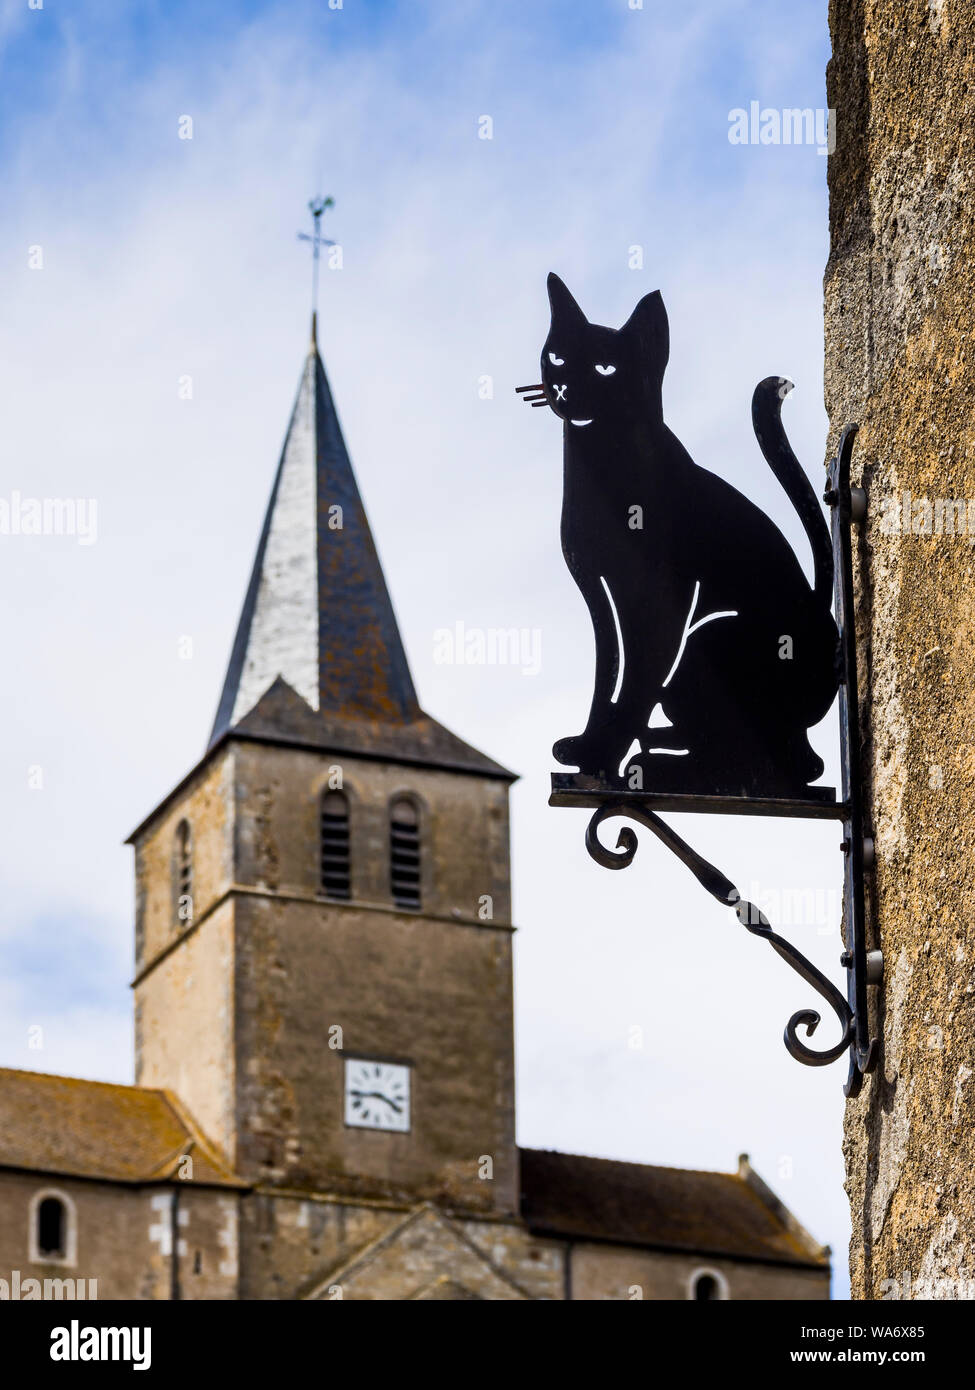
(550, 423, 881, 1094)
(827, 424, 881, 1097)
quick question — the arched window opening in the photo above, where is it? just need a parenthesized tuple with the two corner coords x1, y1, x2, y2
(37, 1197, 66, 1258)
(29, 1188, 76, 1266)
(174, 819, 193, 928)
(689, 1269, 727, 1301)
(390, 798, 421, 910)
(320, 791, 351, 900)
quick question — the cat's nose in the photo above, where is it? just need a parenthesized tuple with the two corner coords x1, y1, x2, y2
(552, 383, 567, 402)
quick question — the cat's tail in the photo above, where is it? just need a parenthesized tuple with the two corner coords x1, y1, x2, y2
(751, 377, 833, 603)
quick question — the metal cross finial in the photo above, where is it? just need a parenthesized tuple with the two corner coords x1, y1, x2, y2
(297, 196, 336, 345)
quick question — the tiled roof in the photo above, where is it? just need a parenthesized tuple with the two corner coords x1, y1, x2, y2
(519, 1148, 828, 1268)
(0, 1068, 243, 1187)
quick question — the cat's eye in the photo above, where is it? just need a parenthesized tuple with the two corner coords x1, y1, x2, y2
(548, 352, 565, 366)
(595, 364, 616, 376)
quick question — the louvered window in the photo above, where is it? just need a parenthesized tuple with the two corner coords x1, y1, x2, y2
(390, 798, 421, 910)
(174, 820, 193, 928)
(320, 791, 351, 900)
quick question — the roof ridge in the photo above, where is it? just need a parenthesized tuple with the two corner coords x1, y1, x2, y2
(735, 1154, 829, 1262)
(0, 1070, 245, 1188)
(0, 1065, 147, 1093)
(142, 1137, 196, 1182)
(155, 1088, 241, 1182)
(518, 1145, 740, 1181)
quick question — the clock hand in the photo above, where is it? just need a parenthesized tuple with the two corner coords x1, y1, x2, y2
(351, 1090, 402, 1114)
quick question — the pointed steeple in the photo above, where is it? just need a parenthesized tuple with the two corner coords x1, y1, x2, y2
(209, 333, 511, 781)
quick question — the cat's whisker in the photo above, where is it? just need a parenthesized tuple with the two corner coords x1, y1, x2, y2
(515, 383, 545, 394)
(530, 400, 550, 408)
(522, 393, 547, 402)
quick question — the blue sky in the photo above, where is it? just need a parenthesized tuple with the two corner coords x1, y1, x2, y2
(0, 0, 849, 1290)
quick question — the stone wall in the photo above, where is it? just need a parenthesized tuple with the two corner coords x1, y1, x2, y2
(133, 737, 519, 1214)
(237, 1191, 824, 1300)
(0, 1174, 237, 1301)
(826, 0, 975, 1299)
(0, 1176, 827, 1300)
(568, 1244, 827, 1301)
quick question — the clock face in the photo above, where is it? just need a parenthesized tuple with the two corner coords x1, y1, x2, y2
(344, 1059, 411, 1133)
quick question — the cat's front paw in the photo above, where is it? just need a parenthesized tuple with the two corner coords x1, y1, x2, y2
(553, 734, 599, 772)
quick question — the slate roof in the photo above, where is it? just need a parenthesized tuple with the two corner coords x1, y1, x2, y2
(0, 1068, 243, 1187)
(232, 676, 514, 779)
(207, 332, 511, 781)
(519, 1148, 828, 1269)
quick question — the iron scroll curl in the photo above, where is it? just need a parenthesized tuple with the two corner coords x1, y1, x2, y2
(585, 803, 855, 1066)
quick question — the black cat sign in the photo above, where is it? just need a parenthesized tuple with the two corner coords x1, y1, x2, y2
(519, 275, 882, 1095)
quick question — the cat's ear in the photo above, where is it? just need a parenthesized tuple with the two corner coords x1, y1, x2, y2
(547, 273, 587, 328)
(620, 289, 669, 364)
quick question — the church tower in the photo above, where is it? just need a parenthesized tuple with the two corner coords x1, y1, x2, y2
(128, 320, 518, 1225)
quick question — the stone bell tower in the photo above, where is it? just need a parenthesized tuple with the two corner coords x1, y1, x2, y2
(128, 320, 518, 1220)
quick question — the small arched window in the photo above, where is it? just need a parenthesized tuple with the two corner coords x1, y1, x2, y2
(320, 790, 351, 900)
(38, 1197, 65, 1256)
(390, 798, 421, 910)
(689, 1269, 728, 1300)
(29, 1189, 76, 1265)
(174, 819, 193, 928)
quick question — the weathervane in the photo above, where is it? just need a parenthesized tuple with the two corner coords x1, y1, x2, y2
(519, 274, 882, 1095)
(297, 195, 336, 342)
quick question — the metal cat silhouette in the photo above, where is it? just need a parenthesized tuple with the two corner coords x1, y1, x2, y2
(519, 273, 839, 803)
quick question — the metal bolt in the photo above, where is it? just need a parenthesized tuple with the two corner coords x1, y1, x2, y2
(866, 950, 884, 986)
